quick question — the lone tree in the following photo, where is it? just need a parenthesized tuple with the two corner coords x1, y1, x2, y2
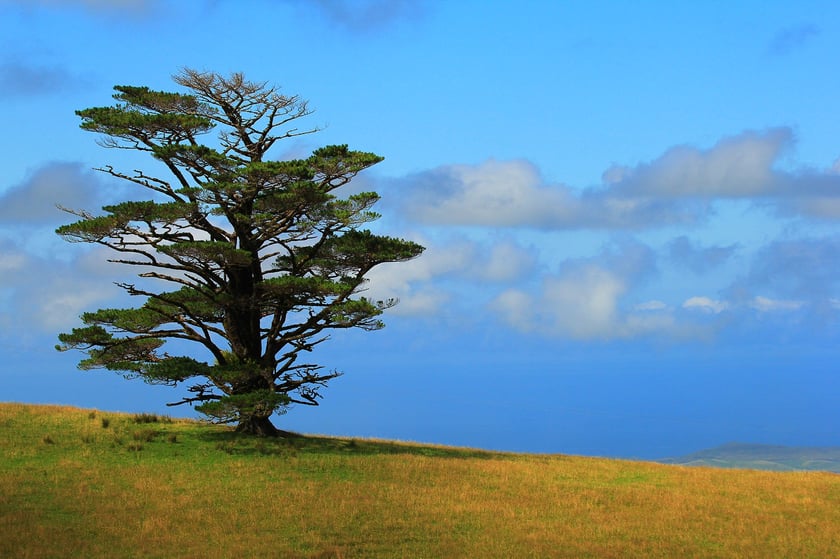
(56, 69, 424, 435)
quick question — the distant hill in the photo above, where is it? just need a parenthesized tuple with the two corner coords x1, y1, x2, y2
(659, 442, 840, 473)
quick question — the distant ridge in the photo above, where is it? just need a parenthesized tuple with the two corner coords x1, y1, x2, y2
(659, 442, 840, 473)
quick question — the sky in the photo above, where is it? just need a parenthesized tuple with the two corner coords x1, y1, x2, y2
(1, 0, 838, 459)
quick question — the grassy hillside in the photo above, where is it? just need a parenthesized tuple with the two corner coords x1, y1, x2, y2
(2, 403, 838, 558)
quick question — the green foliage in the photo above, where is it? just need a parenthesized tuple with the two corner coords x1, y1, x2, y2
(328, 298, 387, 330)
(158, 241, 252, 267)
(103, 200, 194, 222)
(57, 70, 424, 433)
(142, 357, 212, 384)
(195, 390, 290, 424)
(77, 85, 214, 142)
(82, 307, 166, 332)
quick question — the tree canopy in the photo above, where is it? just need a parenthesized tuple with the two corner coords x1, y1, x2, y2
(56, 69, 424, 435)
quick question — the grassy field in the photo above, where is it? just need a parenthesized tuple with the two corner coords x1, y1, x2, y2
(1, 403, 838, 558)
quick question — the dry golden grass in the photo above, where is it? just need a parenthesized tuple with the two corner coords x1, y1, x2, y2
(1, 403, 838, 558)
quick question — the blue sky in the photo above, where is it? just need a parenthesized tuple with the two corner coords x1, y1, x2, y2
(1, 0, 838, 459)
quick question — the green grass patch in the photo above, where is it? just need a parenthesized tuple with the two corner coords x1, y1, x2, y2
(1, 403, 838, 558)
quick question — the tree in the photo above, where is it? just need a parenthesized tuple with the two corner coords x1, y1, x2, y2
(56, 69, 424, 436)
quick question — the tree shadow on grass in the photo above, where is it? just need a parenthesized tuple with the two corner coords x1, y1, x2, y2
(195, 428, 501, 459)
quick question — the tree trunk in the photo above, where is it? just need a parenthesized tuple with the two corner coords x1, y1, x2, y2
(235, 414, 280, 437)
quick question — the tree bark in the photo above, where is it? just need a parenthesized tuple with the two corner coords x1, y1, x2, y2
(235, 414, 280, 437)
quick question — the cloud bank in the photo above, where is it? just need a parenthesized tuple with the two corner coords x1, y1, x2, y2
(374, 128, 840, 340)
(0, 62, 84, 99)
(392, 128, 840, 229)
(3, 128, 838, 344)
(0, 162, 107, 224)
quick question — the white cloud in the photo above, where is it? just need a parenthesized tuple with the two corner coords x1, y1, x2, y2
(0, 251, 27, 273)
(624, 311, 678, 336)
(605, 128, 790, 197)
(541, 266, 626, 339)
(730, 237, 840, 304)
(38, 287, 111, 329)
(491, 289, 534, 333)
(489, 240, 668, 340)
(362, 259, 444, 316)
(0, 162, 111, 225)
(379, 289, 449, 317)
(0, 62, 84, 99)
(597, 128, 840, 221)
(392, 128, 840, 230)
(635, 300, 668, 311)
(788, 197, 840, 220)
(476, 240, 537, 282)
(682, 296, 728, 314)
(750, 296, 805, 312)
(394, 158, 699, 230)
(363, 234, 538, 317)
(484, 230, 836, 341)
(0, 240, 30, 287)
(0, 238, 127, 339)
(397, 159, 579, 227)
(492, 268, 682, 340)
(667, 236, 737, 274)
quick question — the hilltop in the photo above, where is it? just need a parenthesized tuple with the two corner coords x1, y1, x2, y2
(2, 403, 838, 558)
